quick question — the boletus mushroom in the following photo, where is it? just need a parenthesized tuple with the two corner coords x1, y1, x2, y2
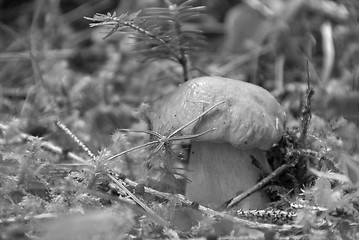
(147, 76, 285, 209)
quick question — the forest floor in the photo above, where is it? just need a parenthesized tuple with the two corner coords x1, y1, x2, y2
(1, 0, 359, 239)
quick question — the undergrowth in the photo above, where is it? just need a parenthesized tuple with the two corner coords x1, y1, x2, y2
(85, 0, 206, 82)
(1, 0, 359, 239)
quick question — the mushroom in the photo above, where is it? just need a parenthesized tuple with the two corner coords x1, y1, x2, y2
(147, 76, 285, 209)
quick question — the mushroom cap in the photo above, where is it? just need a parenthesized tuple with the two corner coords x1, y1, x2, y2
(147, 76, 286, 150)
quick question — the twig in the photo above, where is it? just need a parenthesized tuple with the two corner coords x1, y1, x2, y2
(105, 140, 159, 162)
(0, 122, 90, 165)
(105, 174, 179, 239)
(56, 121, 97, 161)
(0, 213, 58, 225)
(226, 146, 320, 209)
(165, 0, 190, 81)
(107, 173, 156, 216)
(227, 163, 294, 208)
(299, 60, 314, 145)
(122, 177, 303, 233)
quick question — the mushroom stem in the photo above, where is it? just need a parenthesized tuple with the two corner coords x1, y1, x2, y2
(186, 141, 271, 210)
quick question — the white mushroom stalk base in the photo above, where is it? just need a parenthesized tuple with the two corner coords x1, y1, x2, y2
(186, 141, 272, 210)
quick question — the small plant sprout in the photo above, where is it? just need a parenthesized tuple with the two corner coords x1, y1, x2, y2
(147, 76, 286, 210)
(84, 0, 206, 82)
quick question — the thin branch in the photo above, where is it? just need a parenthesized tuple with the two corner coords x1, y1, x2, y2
(119, 129, 162, 139)
(227, 162, 295, 208)
(56, 121, 97, 161)
(170, 1, 189, 81)
(169, 128, 217, 141)
(299, 59, 314, 145)
(106, 172, 180, 239)
(0, 213, 58, 225)
(0, 122, 91, 165)
(105, 140, 159, 162)
(121, 175, 303, 233)
(107, 173, 157, 216)
(226, 142, 322, 209)
(168, 100, 225, 138)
